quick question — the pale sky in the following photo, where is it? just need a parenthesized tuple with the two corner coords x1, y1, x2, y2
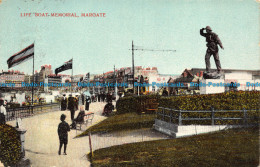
(0, 0, 259, 75)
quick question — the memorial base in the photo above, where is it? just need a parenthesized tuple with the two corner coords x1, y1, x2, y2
(200, 79, 225, 94)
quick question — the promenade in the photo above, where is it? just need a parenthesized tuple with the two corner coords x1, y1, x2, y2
(6, 102, 168, 167)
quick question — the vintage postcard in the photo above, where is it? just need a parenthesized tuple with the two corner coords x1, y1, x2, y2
(0, 0, 259, 166)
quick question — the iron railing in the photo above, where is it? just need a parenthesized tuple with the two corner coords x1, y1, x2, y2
(5, 103, 60, 121)
(157, 107, 259, 126)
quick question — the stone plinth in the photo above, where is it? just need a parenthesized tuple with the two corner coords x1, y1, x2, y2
(153, 119, 178, 137)
(200, 79, 225, 94)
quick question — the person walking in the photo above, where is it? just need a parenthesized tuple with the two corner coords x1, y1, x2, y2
(81, 93, 85, 105)
(61, 94, 67, 111)
(67, 94, 75, 121)
(57, 114, 70, 155)
(101, 92, 104, 102)
(85, 96, 91, 111)
(200, 26, 224, 73)
(97, 93, 101, 102)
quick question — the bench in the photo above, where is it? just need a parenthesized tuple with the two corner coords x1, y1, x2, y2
(75, 112, 94, 130)
(145, 103, 159, 114)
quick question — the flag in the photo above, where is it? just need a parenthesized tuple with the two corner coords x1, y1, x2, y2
(55, 59, 73, 75)
(7, 43, 34, 69)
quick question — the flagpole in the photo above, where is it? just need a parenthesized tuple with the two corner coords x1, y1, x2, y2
(32, 42, 35, 114)
(70, 58, 73, 92)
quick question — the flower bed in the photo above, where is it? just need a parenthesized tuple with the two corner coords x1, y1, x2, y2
(0, 124, 22, 166)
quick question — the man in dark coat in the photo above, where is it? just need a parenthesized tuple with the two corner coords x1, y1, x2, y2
(58, 114, 70, 155)
(101, 92, 105, 102)
(81, 94, 85, 105)
(61, 94, 67, 111)
(67, 94, 75, 121)
(200, 26, 224, 73)
(97, 93, 101, 102)
(107, 92, 112, 103)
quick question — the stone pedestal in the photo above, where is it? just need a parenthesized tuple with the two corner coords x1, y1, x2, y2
(203, 71, 224, 79)
(200, 79, 225, 94)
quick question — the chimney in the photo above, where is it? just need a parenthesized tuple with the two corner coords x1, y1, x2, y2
(200, 71, 203, 77)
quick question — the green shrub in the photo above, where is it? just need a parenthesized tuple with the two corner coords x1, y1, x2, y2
(158, 91, 260, 125)
(0, 124, 22, 166)
(116, 91, 260, 125)
(159, 91, 260, 110)
(116, 95, 160, 114)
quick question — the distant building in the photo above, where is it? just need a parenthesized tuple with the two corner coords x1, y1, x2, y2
(89, 66, 160, 95)
(39, 65, 53, 84)
(173, 68, 260, 95)
(0, 70, 25, 88)
(43, 74, 62, 92)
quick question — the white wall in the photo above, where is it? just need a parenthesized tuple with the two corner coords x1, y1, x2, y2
(200, 79, 225, 94)
(225, 72, 252, 80)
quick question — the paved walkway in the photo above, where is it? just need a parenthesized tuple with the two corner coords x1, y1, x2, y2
(6, 102, 168, 167)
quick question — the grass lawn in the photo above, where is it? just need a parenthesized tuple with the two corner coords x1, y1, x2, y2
(88, 127, 259, 167)
(78, 112, 156, 137)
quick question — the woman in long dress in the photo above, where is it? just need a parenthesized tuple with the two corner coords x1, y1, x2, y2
(85, 96, 91, 111)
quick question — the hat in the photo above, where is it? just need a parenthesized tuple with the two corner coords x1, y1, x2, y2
(206, 26, 212, 31)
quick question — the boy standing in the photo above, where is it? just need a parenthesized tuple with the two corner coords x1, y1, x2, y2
(57, 114, 70, 155)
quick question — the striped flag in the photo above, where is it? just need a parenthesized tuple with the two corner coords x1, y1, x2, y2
(7, 43, 34, 69)
(55, 59, 73, 75)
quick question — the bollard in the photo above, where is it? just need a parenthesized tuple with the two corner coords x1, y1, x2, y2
(16, 128, 27, 158)
(15, 128, 31, 166)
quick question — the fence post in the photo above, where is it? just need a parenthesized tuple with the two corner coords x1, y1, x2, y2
(243, 108, 247, 127)
(211, 107, 215, 125)
(178, 110, 182, 125)
(162, 108, 165, 121)
(169, 109, 172, 123)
